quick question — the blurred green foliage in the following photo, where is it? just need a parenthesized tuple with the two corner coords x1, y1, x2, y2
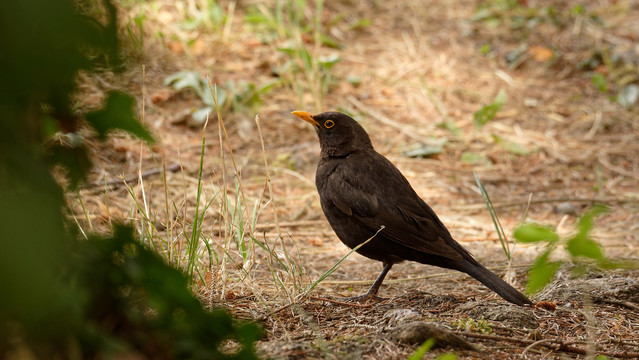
(243, 0, 343, 110)
(0, 0, 259, 358)
(164, 70, 280, 124)
(473, 89, 506, 129)
(514, 205, 638, 295)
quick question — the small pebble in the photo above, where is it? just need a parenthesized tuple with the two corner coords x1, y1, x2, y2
(553, 202, 577, 216)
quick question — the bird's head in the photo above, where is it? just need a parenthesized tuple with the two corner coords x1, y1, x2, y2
(292, 111, 373, 157)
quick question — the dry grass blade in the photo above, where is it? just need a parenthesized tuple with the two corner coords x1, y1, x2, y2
(255, 114, 299, 301)
(70, 0, 639, 358)
(299, 225, 385, 299)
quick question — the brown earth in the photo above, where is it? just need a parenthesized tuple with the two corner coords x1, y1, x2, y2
(72, 1, 639, 358)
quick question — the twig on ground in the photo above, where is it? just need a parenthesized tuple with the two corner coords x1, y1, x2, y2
(79, 163, 181, 189)
(309, 296, 375, 308)
(598, 153, 639, 181)
(452, 331, 639, 359)
(596, 298, 639, 311)
(453, 196, 639, 211)
(521, 339, 557, 357)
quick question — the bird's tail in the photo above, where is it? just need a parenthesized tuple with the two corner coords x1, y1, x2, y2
(459, 260, 533, 306)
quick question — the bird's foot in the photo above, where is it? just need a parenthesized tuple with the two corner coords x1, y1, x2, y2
(342, 293, 387, 303)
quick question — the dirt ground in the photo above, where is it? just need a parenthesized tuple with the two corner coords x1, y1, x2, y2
(73, 0, 639, 358)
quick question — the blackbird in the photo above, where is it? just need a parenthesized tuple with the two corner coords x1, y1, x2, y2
(292, 110, 532, 306)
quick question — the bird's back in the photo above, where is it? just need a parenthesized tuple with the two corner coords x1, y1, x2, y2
(316, 149, 471, 265)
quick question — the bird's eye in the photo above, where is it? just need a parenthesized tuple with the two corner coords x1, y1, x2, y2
(324, 120, 335, 128)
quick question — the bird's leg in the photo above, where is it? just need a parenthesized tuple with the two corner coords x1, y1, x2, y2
(343, 263, 393, 302)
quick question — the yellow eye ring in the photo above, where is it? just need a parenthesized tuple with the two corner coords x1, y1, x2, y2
(324, 120, 335, 128)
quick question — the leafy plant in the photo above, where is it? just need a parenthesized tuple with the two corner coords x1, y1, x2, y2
(276, 45, 341, 105)
(226, 78, 281, 111)
(591, 73, 608, 93)
(124, 12, 146, 51)
(406, 338, 458, 360)
(403, 137, 447, 158)
(491, 134, 535, 156)
(473, 89, 507, 129)
(472, 0, 581, 30)
(165, 70, 280, 124)
(164, 70, 222, 124)
(243, 0, 343, 109)
(179, 0, 228, 32)
(454, 317, 492, 334)
(407, 338, 436, 360)
(0, 0, 259, 357)
(244, 0, 342, 48)
(514, 205, 637, 294)
(580, 48, 639, 109)
(74, 226, 261, 359)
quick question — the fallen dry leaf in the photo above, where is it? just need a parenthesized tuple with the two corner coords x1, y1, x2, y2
(529, 45, 554, 62)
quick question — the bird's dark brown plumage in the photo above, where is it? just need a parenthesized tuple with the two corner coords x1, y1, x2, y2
(293, 110, 532, 306)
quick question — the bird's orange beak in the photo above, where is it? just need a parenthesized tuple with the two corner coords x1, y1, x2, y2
(292, 111, 319, 127)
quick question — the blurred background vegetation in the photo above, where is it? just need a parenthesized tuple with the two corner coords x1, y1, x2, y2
(0, 0, 258, 358)
(2, 0, 638, 358)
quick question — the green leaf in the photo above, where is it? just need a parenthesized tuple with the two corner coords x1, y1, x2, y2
(479, 43, 492, 55)
(204, 86, 225, 107)
(299, 47, 312, 69)
(407, 338, 436, 360)
(471, 8, 497, 22)
(46, 145, 91, 189)
(437, 354, 458, 360)
(527, 250, 562, 294)
(318, 53, 341, 70)
(164, 70, 203, 91)
(404, 138, 447, 158)
(570, 4, 585, 16)
(320, 34, 344, 49)
(514, 224, 559, 244)
(345, 75, 362, 87)
(460, 152, 491, 166)
(191, 107, 213, 125)
(591, 73, 607, 92)
(85, 91, 153, 142)
(474, 89, 506, 128)
(576, 205, 608, 237)
(492, 135, 533, 155)
(566, 235, 603, 260)
(348, 18, 371, 31)
(437, 121, 462, 136)
(164, 70, 220, 106)
(503, 140, 533, 155)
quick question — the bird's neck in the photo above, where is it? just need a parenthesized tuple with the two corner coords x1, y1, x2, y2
(321, 146, 373, 159)
(321, 148, 353, 158)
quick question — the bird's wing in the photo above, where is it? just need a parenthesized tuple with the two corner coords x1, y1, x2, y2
(323, 175, 378, 218)
(377, 202, 463, 261)
(323, 161, 463, 261)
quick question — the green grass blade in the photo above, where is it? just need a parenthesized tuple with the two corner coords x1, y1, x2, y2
(186, 118, 208, 281)
(473, 172, 511, 260)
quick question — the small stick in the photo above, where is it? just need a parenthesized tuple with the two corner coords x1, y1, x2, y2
(453, 196, 638, 210)
(452, 331, 639, 359)
(521, 339, 557, 357)
(597, 298, 639, 311)
(308, 296, 375, 308)
(79, 163, 181, 189)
